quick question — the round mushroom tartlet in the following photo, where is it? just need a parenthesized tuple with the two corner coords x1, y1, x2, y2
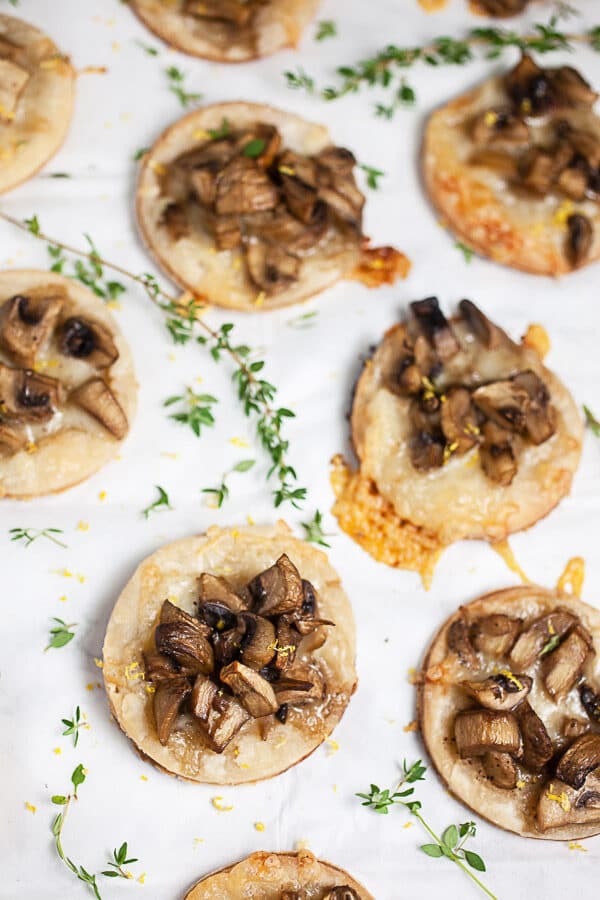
(0, 14, 74, 194)
(424, 54, 600, 275)
(136, 102, 409, 312)
(0, 270, 136, 498)
(184, 851, 372, 899)
(419, 586, 600, 839)
(103, 523, 357, 785)
(335, 297, 581, 578)
(129, 0, 321, 63)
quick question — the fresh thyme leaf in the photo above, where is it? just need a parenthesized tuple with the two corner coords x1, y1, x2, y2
(301, 510, 332, 548)
(208, 118, 230, 140)
(164, 389, 218, 437)
(142, 485, 173, 519)
(583, 405, 600, 436)
(166, 65, 202, 108)
(287, 310, 319, 329)
(62, 706, 85, 748)
(202, 459, 256, 507)
(455, 241, 474, 263)
(51, 765, 103, 898)
(284, 67, 315, 93)
(133, 146, 150, 161)
(102, 841, 139, 880)
(137, 40, 159, 56)
(243, 138, 266, 159)
(359, 163, 385, 190)
(233, 458, 256, 473)
(540, 633, 561, 656)
(46, 618, 77, 651)
(25, 214, 40, 235)
(357, 760, 496, 899)
(47, 172, 71, 178)
(9, 527, 67, 548)
(316, 20, 337, 41)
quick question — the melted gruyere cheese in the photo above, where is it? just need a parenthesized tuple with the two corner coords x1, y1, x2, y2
(557, 556, 585, 598)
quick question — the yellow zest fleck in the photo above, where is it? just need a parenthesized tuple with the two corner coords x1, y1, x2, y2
(403, 821, 413, 829)
(192, 128, 210, 141)
(168, 352, 176, 362)
(546, 788, 570, 812)
(211, 796, 233, 812)
(0, 105, 15, 121)
(463, 422, 480, 436)
(140, 775, 148, 782)
(233, 747, 240, 758)
(484, 110, 499, 127)
(254, 821, 266, 832)
(516, 780, 526, 789)
(246, 515, 255, 526)
(77, 521, 90, 532)
(274, 736, 287, 749)
(326, 738, 339, 756)
(57, 568, 73, 578)
(407, 667, 420, 685)
(253, 291, 266, 308)
(149, 160, 166, 176)
(278, 165, 296, 176)
(106, 300, 121, 311)
(137, 873, 146, 884)
(98, 491, 107, 501)
(499, 670, 524, 690)
(86, 683, 94, 692)
(230, 437, 249, 448)
(53, 747, 61, 755)
(491, 540, 530, 584)
(403, 720, 418, 733)
(25, 441, 38, 454)
(231, 529, 240, 539)
(145, 684, 156, 694)
(78, 65, 108, 75)
(332, 784, 337, 793)
(523, 323, 551, 359)
(233, 257, 242, 270)
(520, 98, 532, 114)
(568, 842, 588, 852)
(25, 802, 37, 814)
(552, 200, 574, 228)
(267, 640, 296, 657)
(193, 838, 205, 846)
(557, 557, 585, 598)
(125, 662, 145, 682)
(77, 574, 85, 584)
(94, 657, 104, 669)
(111, 41, 121, 52)
(443, 441, 458, 464)
(59, 595, 67, 603)
(240, 762, 250, 769)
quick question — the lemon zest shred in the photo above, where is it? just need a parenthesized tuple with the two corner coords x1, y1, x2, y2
(499, 669, 524, 690)
(211, 796, 233, 812)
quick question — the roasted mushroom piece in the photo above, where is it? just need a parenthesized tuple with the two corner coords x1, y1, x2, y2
(509, 608, 578, 670)
(454, 709, 521, 757)
(556, 734, 600, 790)
(512, 370, 556, 445)
(220, 661, 279, 718)
(245, 240, 301, 294)
(249, 553, 304, 616)
(411, 297, 460, 362)
(274, 664, 325, 706)
(239, 612, 276, 670)
(154, 678, 191, 745)
(479, 421, 518, 486)
(323, 889, 360, 900)
(463, 672, 532, 711)
(472, 379, 530, 433)
(566, 214, 593, 269)
(215, 157, 279, 216)
(0, 288, 64, 365)
(483, 751, 518, 789)
(476, 0, 529, 16)
(471, 108, 529, 148)
(542, 624, 593, 701)
(155, 619, 214, 675)
(198, 573, 248, 612)
(190, 677, 252, 753)
(447, 619, 479, 669)
(60, 316, 119, 369)
(440, 387, 480, 455)
(70, 377, 128, 439)
(580, 682, 600, 724)
(515, 701, 553, 772)
(537, 772, 600, 831)
(470, 614, 521, 657)
(0, 363, 61, 423)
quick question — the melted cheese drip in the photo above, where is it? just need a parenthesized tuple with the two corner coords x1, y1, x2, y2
(522, 323, 551, 360)
(418, 0, 449, 9)
(349, 245, 411, 288)
(556, 556, 585, 598)
(490, 539, 530, 584)
(329, 454, 444, 588)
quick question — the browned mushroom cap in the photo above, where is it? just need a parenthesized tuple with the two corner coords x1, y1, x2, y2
(440, 387, 480, 455)
(155, 620, 215, 675)
(143, 651, 178, 682)
(153, 677, 191, 745)
(557, 166, 589, 201)
(512, 371, 556, 445)
(537, 772, 600, 831)
(273, 664, 325, 706)
(462, 672, 532, 712)
(323, 889, 360, 900)
(0, 288, 64, 366)
(249, 554, 304, 616)
(471, 108, 530, 148)
(562, 718, 590, 740)
(520, 142, 573, 196)
(542, 624, 594, 701)
(198, 573, 247, 612)
(506, 55, 554, 116)
(191, 681, 251, 753)
(273, 616, 299, 673)
(160, 599, 210, 634)
(70, 378, 128, 439)
(479, 420, 517, 486)
(316, 146, 357, 176)
(483, 751, 518, 789)
(580, 682, 600, 724)
(0, 364, 62, 423)
(566, 128, 600, 169)
(239, 612, 276, 670)
(245, 240, 301, 294)
(447, 618, 479, 669)
(458, 300, 505, 350)
(0, 423, 27, 455)
(215, 157, 279, 216)
(315, 155, 364, 231)
(220, 661, 279, 717)
(60, 317, 119, 369)
(472, 379, 530, 433)
(551, 66, 598, 109)
(160, 203, 190, 242)
(469, 148, 520, 179)
(556, 734, 600, 790)
(515, 701, 553, 772)
(470, 614, 521, 657)
(410, 297, 460, 362)
(409, 428, 445, 472)
(454, 709, 521, 757)
(190, 166, 217, 206)
(566, 214, 593, 268)
(245, 206, 329, 254)
(510, 608, 579, 670)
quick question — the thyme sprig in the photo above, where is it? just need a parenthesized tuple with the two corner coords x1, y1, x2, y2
(46, 618, 77, 651)
(0, 212, 306, 509)
(296, 16, 600, 116)
(583, 404, 600, 436)
(51, 765, 102, 899)
(102, 843, 139, 880)
(62, 706, 86, 747)
(357, 760, 497, 899)
(9, 526, 67, 548)
(301, 510, 332, 548)
(202, 459, 256, 508)
(166, 66, 202, 108)
(164, 388, 218, 437)
(142, 485, 173, 519)
(316, 20, 337, 42)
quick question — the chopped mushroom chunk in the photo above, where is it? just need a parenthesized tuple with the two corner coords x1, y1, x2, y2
(509, 609, 578, 670)
(250, 554, 304, 616)
(463, 672, 532, 711)
(483, 751, 518, 789)
(220, 661, 279, 718)
(542, 624, 593, 701)
(198, 573, 247, 612)
(479, 421, 518, 486)
(0, 363, 61, 423)
(0, 288, 64, 365)
(472, 379, 530, 433)
(239, 612, 276, 670)
(245, 240, 301, 294)
(60, 316, 119, 369)
(155, 620, 214, 675)
(555, 734, 600, 790)
(455, 709, 521, 757)
(580, 682, 600, 724)
(447, 619, 479, 669)
(566, 214, 593, 269)
(70, 378, 128, 439)
(154, 678, 191, 745)
(515, 701, 553, 772)
(410, 297, 460, 362)
(471, 614, 521, 657)
(537, 773, 600, 831)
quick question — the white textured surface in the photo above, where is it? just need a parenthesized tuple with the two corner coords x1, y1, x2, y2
(2, 1, 600, 898)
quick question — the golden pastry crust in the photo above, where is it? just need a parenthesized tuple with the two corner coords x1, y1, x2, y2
(350, 309, 582, 545)
(423, 71, 600, 275)
(419, 586, 600, 840)
(185, 851, 373, 899)
(103, 522, 357, 785)
(130, 0, 320, 62)
(0, 15, 74, 194)
(136, 102, 368, 312)
(0, 270, 136, 499)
